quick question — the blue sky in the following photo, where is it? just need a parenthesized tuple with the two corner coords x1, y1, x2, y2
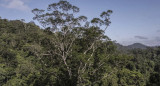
(0, 0, 160, 46)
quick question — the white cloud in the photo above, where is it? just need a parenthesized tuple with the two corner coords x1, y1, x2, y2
(1, 0, 30, 11)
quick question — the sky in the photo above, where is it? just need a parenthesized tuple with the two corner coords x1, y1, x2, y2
(0, 0, 160, 46)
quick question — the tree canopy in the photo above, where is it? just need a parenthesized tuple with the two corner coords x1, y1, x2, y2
(0, 0, 160, 86)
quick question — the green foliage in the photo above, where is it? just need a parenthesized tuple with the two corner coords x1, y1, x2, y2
(117, 68, 145, 86)
(0, 1, 160, 86)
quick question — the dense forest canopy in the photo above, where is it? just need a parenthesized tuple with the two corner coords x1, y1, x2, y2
(0, 0, 160, 86)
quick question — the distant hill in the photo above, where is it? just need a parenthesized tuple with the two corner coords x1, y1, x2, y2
(126, 43, 148, 49)
(115, 43, 149, 52)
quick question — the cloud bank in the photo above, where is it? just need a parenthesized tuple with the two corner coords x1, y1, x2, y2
(135, 36, 148, 40)
(1, 0, 30, 11)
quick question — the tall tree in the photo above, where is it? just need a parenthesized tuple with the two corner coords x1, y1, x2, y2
(32, 0, 112, 85)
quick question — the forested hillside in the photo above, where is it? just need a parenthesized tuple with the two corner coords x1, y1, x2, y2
(0, 1, 160, 86)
